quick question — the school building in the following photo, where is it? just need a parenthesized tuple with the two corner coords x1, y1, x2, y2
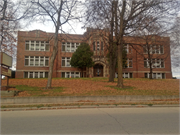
(16, 28, 172, 79)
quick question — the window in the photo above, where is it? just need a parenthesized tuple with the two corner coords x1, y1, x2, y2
(71, 72, 74, 78)
(124, 59, 133, 68)
(71, 43, 75, 52)
(35, 56, 39, 66)
(62, 57, 65, 66)
(61, 57, 71, 67)
(35, 72, 38, 78)
(24, 56, 49, 66)
(36, 41, 39, 51)
(97, 42, 100, 51)
(143, 45, 164, 54)
(29, 72, 33, 78)
(160, 45, 164, 54)
(30, 56, 34, 66)
(61, 42, 80, 52)
(124, 44, 132, 54)
(24, 72, 28, 78)
(66, 58, 71, 67)
(30, 41, 34, 50)
(45, 41, 49, 51)
(25, 41, 49, 51)
(62, 42, 65, 51)
(62, 72, 65, 78)
(45, 72, 48, 78)
(144, 59, 148, 68)
(161, 59, 164, 68)
(66, 72, 70, 78)
(144, 58, 164, 68)
(76, 43, 80, 49)
(25, 41, 29, 50)
(24, 72, 48, 78)
(45, 57, 49, 66)
(123, 73, 133, 78)
(61, 72, 80, 78)
(144, 73, 165, 79)
(25, 56, 29, 66)
(67, 43, 70, 52)
(40, 72, 44, 78)
(76, 72, 80, 78)
(40, 57, 44, 66)
(93, 42, 96, 51)
(40, 41, 45, 51)
(115, 72, 133, 78)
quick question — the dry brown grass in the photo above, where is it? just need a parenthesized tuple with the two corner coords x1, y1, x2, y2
(2, 78, 179, 97)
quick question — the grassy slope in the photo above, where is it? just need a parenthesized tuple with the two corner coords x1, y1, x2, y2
(2, 78, 179, 97)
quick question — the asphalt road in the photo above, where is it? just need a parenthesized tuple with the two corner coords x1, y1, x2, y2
(1, 107, 179, 134)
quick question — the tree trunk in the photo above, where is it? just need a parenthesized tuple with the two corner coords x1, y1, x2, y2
(46, 2, 62, 88)
(109, 54, 117, 82)
(108, 1, 115, 82)
(112, 57, 116, 78)
(149, 63, 153, 79)
(148, 51, 153, 79)
(109, 54, 114, 82)
(117, 43, 123, 88)
(117, 0, 126, 88)
(46, 32, 58, 88)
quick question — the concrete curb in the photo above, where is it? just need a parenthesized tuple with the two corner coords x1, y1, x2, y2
(1, 105, 179, 111)
(1, 95, 179, 104)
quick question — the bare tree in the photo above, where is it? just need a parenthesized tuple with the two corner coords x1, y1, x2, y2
(0, 0, 32, 58)
(170, 17, 180, 76)
(29, 0, 80, 88)
(85, 0, 180, 87)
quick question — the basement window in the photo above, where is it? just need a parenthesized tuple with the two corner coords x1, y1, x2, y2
(24, 72, 49, 78)
(61, 72, 80, 78)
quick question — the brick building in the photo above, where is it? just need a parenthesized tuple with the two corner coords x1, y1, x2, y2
(16, 28, 172, 79)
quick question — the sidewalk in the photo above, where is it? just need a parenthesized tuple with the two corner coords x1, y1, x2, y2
(1, 104, 179, 111)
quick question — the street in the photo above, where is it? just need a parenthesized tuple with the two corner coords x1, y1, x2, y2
(1, 107, 179, 134)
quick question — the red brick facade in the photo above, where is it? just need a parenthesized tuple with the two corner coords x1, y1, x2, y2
(16, 29, 172, 79)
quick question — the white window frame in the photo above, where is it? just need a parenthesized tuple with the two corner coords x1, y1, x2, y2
(144, 58, 165, 68)
(24, 56, 49, 67)
(61, 72, 80, 78)
(145, 73, 166, 79)
(123, 73, 133, 78)
(25, 41, 50, 51)
(124, 44, 132, 54)
(61, 42, 80, 52)
(61, 57, 71, 67)
(115, 72, 133, 78)
(143, 45, 164, 54)
(24, 72, 49, 78)
(97, 41, 100, 51)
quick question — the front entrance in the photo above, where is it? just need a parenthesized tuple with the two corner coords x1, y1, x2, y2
(93, 64, 103, 77)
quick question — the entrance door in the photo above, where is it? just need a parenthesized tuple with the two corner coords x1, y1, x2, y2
(94, 64, 103, 77)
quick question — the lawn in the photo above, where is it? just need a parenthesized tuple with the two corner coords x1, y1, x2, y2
(1, 78, 179, 97)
